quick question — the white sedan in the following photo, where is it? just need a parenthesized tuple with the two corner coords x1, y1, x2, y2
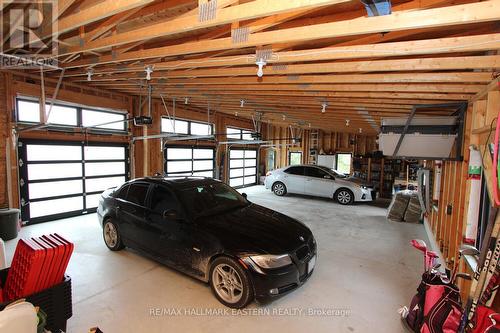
(264, 165, 376, 205)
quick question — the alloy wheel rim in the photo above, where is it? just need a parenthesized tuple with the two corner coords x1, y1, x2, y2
(338, 191, 351, 204)
(274, 184, 284, 195)
(212, 264, 244, 304)
(104, 222, 118, 247)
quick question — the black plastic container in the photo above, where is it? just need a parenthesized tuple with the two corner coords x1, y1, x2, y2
(0, 209, 20, 240)
(0, 268, 72, 332)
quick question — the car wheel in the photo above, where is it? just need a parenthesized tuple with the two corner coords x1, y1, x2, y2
(272, 182, 287, 196)
(335, 188, 354, 205)
(103, 218, 124, 251)
(209, 257, 253, 308)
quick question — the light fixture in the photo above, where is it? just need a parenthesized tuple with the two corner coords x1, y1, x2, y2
(282, 114, 286, 121)
(86, 68, 94, 82)
(235, 111, 238, 117)
(359, 128, 363, 134)
(308, 123, 311, 128)
(256, 58, 266, 78)
(240, 99, 245, 107)
(184, 97, 189, 104)
(321, 102, 328, 113)
(345, 119, 350, 127)
(145, 65, 154, 81)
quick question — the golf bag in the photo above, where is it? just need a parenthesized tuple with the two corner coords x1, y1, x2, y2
(404, 272, 463, 333)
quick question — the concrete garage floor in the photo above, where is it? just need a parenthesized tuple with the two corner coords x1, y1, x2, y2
(5, 185, 427, 333)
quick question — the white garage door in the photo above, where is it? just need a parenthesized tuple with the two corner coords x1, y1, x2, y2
(19, 141, 129, 224)
(164, 146, 215, 177)
(229, 149, 257, 188)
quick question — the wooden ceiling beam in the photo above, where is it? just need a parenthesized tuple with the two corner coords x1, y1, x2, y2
(63, 1, 500, 68)
(70, 55, 500, 81)
(60, 0, 349, 55)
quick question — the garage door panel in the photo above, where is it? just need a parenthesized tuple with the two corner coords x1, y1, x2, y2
(164, 146, 215, 178)
(85, 176, 126, 193)
(30, 196, 84, 218)
(27, 145, 82, 161)
(85, 162, 125, 177)
(20, 141, 128, 223)
(28, 163, 82, 180)
(229, 149, 257, 188)
(84, 146, 125, 160)
(29, 179, 83, 199)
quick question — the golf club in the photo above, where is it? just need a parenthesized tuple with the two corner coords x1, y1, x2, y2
(411, 239, 428, 272)
(452, 244, 480, 284)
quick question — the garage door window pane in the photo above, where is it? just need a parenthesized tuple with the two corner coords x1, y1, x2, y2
(84, 146, 125, 160)
(30, 196, 84, 218)
(191, 122, 212, 135)
(245, 150, 257, 158)
(18, 100, 41, 123)
(193, 149, 213, 159)
(193, 160, 212, 171)
(27, 144, 82, 161)
(85, 162, 125, 176)
(85, 176, 125, 193)
(244, 176, 255, 184)
(46, 104, 77, 126)
(244, 159, 257, 167)
(167, 161, 192, 173)
(85, 193, 102, 209)
(28, 163, 82, 180)
(29, 179, 83, 199)
(167, 148, 192, 160)
(230, 150, 244, 158)
(230, 160, 243, 168)
(82, 109, 126, 130)
(244, 167, 256, 176)
(230, 178, 243, 187)
(242, 132, 253, 140)
(230, 169, 243, 178)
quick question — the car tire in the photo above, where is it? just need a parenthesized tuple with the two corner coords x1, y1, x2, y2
(209, 256, 254, 309)
(103, 218, 125, 251)
(335, 188, 354, 205)
(272, 182, 287, 196)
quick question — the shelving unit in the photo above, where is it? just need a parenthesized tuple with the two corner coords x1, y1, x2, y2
(353, 156, 398, 198)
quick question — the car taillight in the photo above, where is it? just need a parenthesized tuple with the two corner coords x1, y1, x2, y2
(266, 171, 272, 176)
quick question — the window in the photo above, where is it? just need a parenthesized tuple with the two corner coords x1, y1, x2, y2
(150, 186, 178, 213)
(161, 117, 213, 135)
(164, 147, 215, 177)
(82, 109, 126, 130)
(226, 127, 255, 140)
(16, 98, 127, 132)
(285, 166, 305, 176)
(335, 153, 352, 174)
(289, 152, 302, 165)
(229, 149, 257, 187)
(115, 185, 130, 200)
(304, 167, 328, 179)
(126, 183, 150, 206)
(19, 141, 129, 223)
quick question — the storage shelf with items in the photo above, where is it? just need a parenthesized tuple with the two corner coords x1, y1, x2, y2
(352, 154, 397, 199)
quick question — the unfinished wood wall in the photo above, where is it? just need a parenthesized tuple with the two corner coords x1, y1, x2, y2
(0, 73, 8, 208)
(319, 131, 377, 155)
(427, 80, 499, 300)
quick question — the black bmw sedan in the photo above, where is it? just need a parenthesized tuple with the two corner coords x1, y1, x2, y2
(97, 177, 317, 308)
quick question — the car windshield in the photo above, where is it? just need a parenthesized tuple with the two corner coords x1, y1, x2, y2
(178, 182, 249, 218)
(316, 166, 348, 178)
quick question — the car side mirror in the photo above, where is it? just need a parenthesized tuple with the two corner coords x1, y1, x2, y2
(162, 209, 178, 220)
(242, 193, 248, 199)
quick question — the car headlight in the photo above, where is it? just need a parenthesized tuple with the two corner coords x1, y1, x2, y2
(249, 254, 292, 269)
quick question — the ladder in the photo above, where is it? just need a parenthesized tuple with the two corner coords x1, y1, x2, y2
(309, 130, 319, 164)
